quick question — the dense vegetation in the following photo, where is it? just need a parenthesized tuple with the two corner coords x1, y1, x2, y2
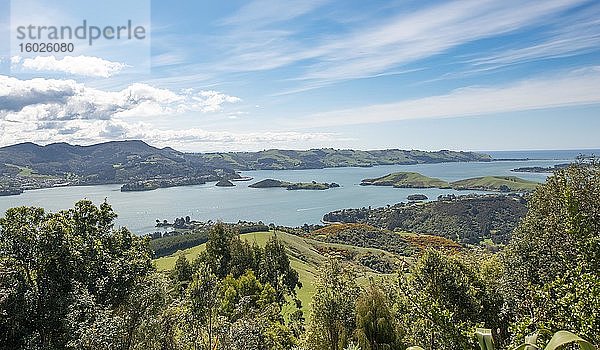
(323, 194, 528, 245)
(308, 223, 412, 255)
(0, 163, 598, 349)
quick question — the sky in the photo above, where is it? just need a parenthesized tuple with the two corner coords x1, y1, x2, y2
(0, 0, 599, 152)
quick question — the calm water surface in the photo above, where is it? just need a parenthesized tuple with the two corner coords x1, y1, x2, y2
(0, 158, 574, 234)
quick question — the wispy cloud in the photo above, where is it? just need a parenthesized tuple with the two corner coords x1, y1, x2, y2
(220, 0, 327, 27)
(294, 66, 600, 127)
(209, 0, 589, 91)
(468, 3, 600, 69)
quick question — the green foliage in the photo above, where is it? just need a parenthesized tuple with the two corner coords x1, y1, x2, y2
(395, 250, 508, 350)
(149, 231, 208, 258)
(476, 328, 596, 350)
(260, 236, 301, 302)
(502, 162, 600, 346)
(323, 194, 527, 245)
(0, 200, 154, 350)
(172, 254, 193, 293)
(354, 283, 398, 350)
(305, 259, 360, 350)
(187, 262, 221, 350)
(205, 223, 234, 278)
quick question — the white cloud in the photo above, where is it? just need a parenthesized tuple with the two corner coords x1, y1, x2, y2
(0, 75, 331, 150)
(297, 66, 600, 127)
(0, 75, 240, 122)
(17, 55, 128, 77)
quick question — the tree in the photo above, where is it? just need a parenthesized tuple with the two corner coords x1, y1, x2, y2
(305, 259, 360, 350)
(172, 254, 193, 291)
(0, 200, 153, 350)
(395, 249, 506, 350)
(259, 236, 300, 303)
(187, 263, 220, 350)
(354, 283, 398, 350)
(229, 236, 261, 278)
(205, 224, 233, 278)
(502, 162, 600, 346)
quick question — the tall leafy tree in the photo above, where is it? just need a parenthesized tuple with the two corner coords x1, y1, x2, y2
(354, 282, 398, 350)
(502, 162, 600, 346)
(205, 223, 233, 278)
(305, 259, 360, 350)
(187, 262, 220, 350)
(395, 249, 505, 350)
(259, 236, 300, 303)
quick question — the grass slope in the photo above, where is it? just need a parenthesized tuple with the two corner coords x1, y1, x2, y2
(153, 230, 405, 316)
(450, 176, 540, 192)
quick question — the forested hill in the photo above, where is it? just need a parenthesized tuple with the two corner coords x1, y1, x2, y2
(323, 194, 528, 245)
(0, 140, 236, 186)
(190, 148, 492, 170)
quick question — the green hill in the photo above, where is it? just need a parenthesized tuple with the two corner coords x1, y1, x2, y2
(361, 172, 540, 193)
(194, 148, 492, 170)
(450, 176, 540, 192)
(154, 230, 412, 316)
(361, 172, 451, 188)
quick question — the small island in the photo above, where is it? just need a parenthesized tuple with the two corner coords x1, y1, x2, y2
(0, 188, 24, 196)
(361, 172, 540, 192)
(511, 163, 569, 173)
(121, 177, 208, 192)
(407, 194, 428, 201)
(215, 179, 235, 187)
(361, 172, 451, 188)
(249, 179, 340, 190)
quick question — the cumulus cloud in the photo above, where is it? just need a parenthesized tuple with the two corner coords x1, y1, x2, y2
(0, 75, 239, 122)
(14, 55, 128, 77)
(0, 75, 332, 150)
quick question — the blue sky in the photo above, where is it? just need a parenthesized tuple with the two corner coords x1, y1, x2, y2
(0, 0, 599, 151)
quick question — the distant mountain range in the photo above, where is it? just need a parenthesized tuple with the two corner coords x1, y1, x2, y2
(0, 140, 492, 194)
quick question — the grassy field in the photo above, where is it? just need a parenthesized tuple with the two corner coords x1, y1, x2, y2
(5, 164, 56, 179)
(451, 176, 540, 192)
(361, 172, 451, 188)
(153, 230, 402, 317)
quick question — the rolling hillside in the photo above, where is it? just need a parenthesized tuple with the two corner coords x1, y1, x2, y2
(153, 228, 463, 315)
(154, 230, 402, 314)
(450, 176, 540, 192)
(191, 148, 492, 170)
